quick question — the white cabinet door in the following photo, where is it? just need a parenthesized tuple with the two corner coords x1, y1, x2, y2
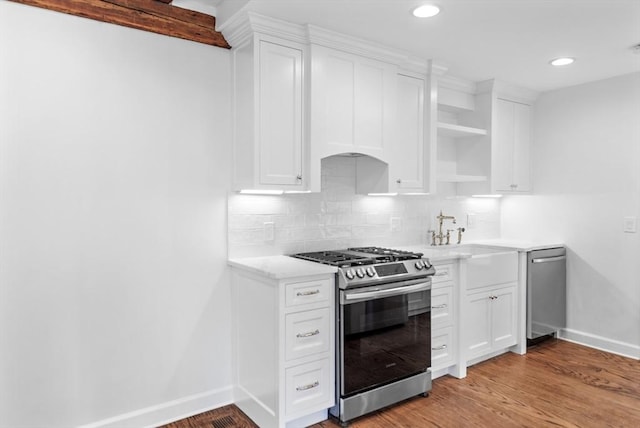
(311, 45, 396, 161)
(393, 73, 426, 191)
(465, 285, 518, 361)
(512, 101, 531, 191)
(493, 98, 531, 193)
(493, 98, 515, 192)
(259, 40, 304, 186)
(465, 290, 492, 359)
(491, 286, 517, 350)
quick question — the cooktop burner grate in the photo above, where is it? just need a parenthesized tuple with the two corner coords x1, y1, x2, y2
(348, 246, 423, 261)
(291, 247, 423, 267)
(291, 250, 374, 267)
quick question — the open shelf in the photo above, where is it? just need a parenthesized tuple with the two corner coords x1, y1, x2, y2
(437, 122, 487, 138)
(437, 174, 488, 183)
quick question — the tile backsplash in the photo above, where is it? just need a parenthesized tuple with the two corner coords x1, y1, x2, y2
(228, 156, 501, 258)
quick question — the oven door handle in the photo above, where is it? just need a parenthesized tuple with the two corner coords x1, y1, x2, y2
(342, 280, 431, 304)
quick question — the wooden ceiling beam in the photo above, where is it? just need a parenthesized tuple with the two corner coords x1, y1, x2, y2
(8, 0, 230, 48)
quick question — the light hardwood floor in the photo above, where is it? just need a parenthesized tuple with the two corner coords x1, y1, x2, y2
(161, 339, 640, 428)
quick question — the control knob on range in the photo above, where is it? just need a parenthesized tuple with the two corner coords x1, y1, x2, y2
(345, 269, 355, 280)
(415, 260, 425, 270)
(366, 267, 376, 277)
(355, 268, 365, 278)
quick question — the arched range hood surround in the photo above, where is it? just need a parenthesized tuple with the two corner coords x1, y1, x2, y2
(319, 153, 390, 195)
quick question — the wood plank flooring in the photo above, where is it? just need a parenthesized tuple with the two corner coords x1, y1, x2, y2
(161, 339, 640, 428)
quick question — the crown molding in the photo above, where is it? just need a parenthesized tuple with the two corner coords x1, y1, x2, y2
(439, 74, 476, 94)
(220, 11, 307, 47)
(476, 79, 539, 103)
(428, 60, 449, 77)
(306, 24, 408, 66)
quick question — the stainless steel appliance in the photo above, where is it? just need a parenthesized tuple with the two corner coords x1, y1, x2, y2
(291, 247, 435, 426)
(527, 247, 567, 340)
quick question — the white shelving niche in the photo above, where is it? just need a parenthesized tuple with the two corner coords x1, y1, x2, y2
(435, 76, 489, 195)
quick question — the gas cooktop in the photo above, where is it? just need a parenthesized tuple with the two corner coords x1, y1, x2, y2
(291, 246, 423, 267)
(291, 246, 435, 289)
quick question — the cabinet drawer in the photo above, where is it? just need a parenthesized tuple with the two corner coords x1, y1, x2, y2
(285, 308, 330, 361)
(431, 326, 455, 370)
(431, 286, 453, 327)
(285, 278, 332, 307)
(432, 263, 453, 285)
(285, 358, 331, 416)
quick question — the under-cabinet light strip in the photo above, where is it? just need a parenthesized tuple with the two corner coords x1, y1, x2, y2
(239, 189, 284, 195)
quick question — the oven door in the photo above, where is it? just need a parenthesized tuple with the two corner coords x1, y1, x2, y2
(339, 279, 431, 397)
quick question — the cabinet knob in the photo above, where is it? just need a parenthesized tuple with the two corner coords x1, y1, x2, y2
(396, 179, 402, 184)
(296, 174, 302, 181)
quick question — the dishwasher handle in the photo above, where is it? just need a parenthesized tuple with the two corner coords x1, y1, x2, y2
(531, 255, 566, 264)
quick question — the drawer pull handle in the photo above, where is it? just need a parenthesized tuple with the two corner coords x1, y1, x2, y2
(432, 344, 448, 351)
(296, 289, 320, 297)
(431, 304, 448, 309)
(296, 380, 319, 391)
(296, 329, 320, 338)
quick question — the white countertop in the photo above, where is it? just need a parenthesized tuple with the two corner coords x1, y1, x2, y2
(228, 240, 564, 278)
(228, 255, 337, 280)
(468, 239, 565, 252)
(398, 240, 564, 262)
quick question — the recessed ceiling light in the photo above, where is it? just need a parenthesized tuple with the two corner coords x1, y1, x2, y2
(550, 57, 575, 66)
(413, 4, 441, 18)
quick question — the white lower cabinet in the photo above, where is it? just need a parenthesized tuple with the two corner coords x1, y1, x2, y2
(431, 326, 455, 369)
(465, 285, 517, 361)
(285, 308, 331, 361)
(285, 358, 332, 416)
(430, 261, 463, 379)
(231, 270, 334, 428)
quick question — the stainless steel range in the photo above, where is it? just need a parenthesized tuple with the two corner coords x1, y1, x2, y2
(291, 247, 436, 426)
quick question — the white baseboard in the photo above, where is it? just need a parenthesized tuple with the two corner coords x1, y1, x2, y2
(77, 386, 233, 428)
(559, 328, 640, 360)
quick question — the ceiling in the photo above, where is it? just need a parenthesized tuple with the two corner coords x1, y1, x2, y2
(182, 0, 640, 93)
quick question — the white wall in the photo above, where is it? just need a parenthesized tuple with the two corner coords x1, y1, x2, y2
(502, 72, 640, 357)
(0, 2, 233, 427)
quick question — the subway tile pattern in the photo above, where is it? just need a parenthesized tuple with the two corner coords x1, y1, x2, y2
(228, 156, 502, 258)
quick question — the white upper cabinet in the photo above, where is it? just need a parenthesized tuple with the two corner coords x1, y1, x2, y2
(310, 45, 396, 161)
(257, 41, 304, 187)
(493, 98, 532, 192)
(234, 37, 306, 191)
(392, 73, 428, 193)
(225, 14, 309, 191)
(441, 78, 537, 196)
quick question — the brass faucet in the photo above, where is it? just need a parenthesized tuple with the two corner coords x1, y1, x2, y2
(430, 211, 456, 245)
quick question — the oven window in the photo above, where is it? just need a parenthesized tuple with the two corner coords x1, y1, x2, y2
(341, 291, 431, 397)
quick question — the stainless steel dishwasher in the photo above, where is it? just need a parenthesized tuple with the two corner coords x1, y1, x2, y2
(527, 247, 566, 340)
